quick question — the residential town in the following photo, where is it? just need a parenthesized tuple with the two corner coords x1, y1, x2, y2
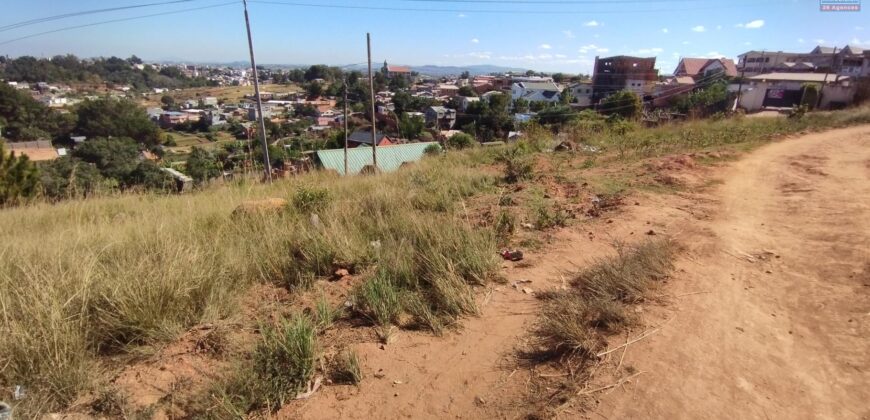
(2, 1, 870, 418)
(4, 44, 868, 182)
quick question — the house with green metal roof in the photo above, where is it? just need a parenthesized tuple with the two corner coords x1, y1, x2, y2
(314, 142, 440, 176)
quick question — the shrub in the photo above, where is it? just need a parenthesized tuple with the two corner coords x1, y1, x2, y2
(599, 90, 642, 119)
(423, 143, 441, 156)
(0, 143, 40, 206)
(292, 185, 331, 214)
(496, 148, 534, 183)
(531, 196, 569, 230)
(447, 132, 475, 150)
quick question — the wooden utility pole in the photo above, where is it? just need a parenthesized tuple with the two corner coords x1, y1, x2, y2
(242, 0, 272, 183)
(343, 79, 349, 176)
(367, 33, 378, 170)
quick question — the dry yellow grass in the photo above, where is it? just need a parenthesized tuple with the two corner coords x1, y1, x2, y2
(0, 155, 497, 416)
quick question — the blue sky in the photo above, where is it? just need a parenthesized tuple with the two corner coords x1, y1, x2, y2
(0, 0, 868, 74)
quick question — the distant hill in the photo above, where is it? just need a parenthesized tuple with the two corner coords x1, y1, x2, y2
(409, 64, 528, 77)
(152, 60, 527, 76)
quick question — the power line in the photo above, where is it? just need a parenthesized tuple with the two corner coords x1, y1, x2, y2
(248, 0, 788, 15)
(0, 2, 237, 46)
(397, 0, 740, 4)
(0, 0, 219, 33)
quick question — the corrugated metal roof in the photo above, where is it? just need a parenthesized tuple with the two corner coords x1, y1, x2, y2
(316, 142, 440, 176)
(749, 72, 848, 82)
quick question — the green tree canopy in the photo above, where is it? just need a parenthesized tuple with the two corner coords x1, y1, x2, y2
(72, 137, 141, 182)
(39, 157, 105, 200)
(0, 142, 40, 206)
(185, 147, 221, 184)
(74, 98, 161, 146)
(0, 83, 75, 141)
(447, 132, 475, 150)
(599, 90, 642, 119)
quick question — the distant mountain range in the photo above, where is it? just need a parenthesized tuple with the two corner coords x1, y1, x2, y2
(153, 60, 528, 77)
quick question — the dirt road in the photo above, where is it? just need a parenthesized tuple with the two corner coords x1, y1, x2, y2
(597, 126, 870, 419)
(288, 126, 870, 419)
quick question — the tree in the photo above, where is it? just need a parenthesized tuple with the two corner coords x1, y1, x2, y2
(447, 132, 475, 149)
(599, 90, 642, 119)
(72, 137, 141, 183)
(513, 98, 530, 113)
(0, 143, 40, 206)
(398, 114, 425, 140)
(74, 98, 162, 145)
(460, 70, 471, 79)
(185, 147, 220, 184)
(39, 157, 105, 200)
(458, 86, 477, 97)
(559, 88, 573, 105)
(552, 73, 566, 83)
(160, 95, 175, 108)
(536, 105, 577, 125)
(0, 83, 74, 141)
(305, 81, 324, 98)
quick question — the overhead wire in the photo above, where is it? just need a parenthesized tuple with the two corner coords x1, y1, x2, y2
(248, 0, 789, 15)
(0, 0, 217, 33)
(0, 1, 238, 46)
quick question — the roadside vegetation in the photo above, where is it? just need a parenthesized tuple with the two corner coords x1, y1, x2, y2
(2, 105, 870, 416)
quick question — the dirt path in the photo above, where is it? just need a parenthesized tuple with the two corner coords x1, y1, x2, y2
(597, 126, 870, 419)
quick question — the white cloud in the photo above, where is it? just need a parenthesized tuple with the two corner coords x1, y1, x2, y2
(737, 19, 765, 29)
(798, 38, 806, 43)
(662, 28, 669, 33)
(583, 20, 602, 27)
(672, 52, 681, 58)
(705, 51, 724, 58)
(457, 13, 467, 18)
(851, 37, 870, 46)
(454, 51, 493, 60)
(632, 47, 665, 55)
(578, 44, 609, 54)
(555, 54, 567, 59)
(716, 25, 723, 30)
(562, 30, 575, 39)
(539, 43, 552, 49)
(815, 38, 826, 45)
(857, 26, 865, 31)
(682, 41, 691, 45)
(692, 25, 706, 32)
(471, 38, 479, 44)
(593, 34, 600, 39)
(744, 41, 752, 46)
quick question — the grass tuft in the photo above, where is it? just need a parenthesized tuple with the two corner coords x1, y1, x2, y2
(536, 239, 676, 358)
(330, 348, 363, 385)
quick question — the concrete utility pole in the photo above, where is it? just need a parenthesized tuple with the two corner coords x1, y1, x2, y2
(343, 79, 349, 176)
(817, 47, 838, 110)
(242, 0, 272, 183)
(367, 33, 378, 170)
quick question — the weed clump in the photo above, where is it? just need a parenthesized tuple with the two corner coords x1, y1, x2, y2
(211, 314, 317, 414)
(536, 239, 676, 357)
(331, 348, 363, 385)
(292, 185, 332, 214)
